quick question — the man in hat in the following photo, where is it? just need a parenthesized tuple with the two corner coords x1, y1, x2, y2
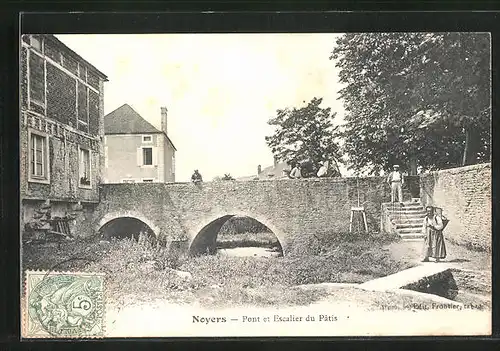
(191, 169, 203, 184)
(386, 164, 404, 203)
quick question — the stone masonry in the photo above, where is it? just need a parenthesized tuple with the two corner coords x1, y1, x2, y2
(92, 176, 420, 255)
(420, 163, 491, 252)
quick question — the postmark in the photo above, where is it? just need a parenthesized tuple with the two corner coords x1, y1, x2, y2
(24, 270, 105, 338)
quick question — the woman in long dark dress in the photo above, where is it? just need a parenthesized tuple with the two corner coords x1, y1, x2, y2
(421, 206, 447, 262)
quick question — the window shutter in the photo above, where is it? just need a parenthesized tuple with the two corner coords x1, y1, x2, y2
(79, 149, 84, 178)
(104, 146, 108, 168)
(152, 147, 158, 166)
(137, 147, 142, 166)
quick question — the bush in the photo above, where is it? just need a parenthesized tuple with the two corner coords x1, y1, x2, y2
(216, 232, 280, 249)
(219, 216, 272, 235)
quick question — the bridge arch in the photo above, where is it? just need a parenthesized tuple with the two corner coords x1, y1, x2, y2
(96, 211, 160, 241)
(188, 211, 287, 256)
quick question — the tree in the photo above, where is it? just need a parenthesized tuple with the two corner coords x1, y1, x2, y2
(265, 97, 342, 176)
(330, 33, 490, 174)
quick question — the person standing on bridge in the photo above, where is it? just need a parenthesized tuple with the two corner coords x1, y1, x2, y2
(386, 164, 404, 204)
(317, 161, 329, 178)
(191, 170, 203, 184)
(289, 163, 302, 179)
(421, 206, 447, 262)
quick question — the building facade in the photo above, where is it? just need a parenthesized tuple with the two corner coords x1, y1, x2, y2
(103, 104, 176, 183)
(20, 34, 108, 237)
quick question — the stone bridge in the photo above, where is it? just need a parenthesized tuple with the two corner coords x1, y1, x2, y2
(92, 177, 420, 255)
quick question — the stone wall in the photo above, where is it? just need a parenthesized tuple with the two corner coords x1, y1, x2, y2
(420, 163, 491, 252)
(20, 125, 101, 202)
(93, 176, 420, 254)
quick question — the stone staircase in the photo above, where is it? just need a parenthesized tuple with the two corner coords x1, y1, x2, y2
(381, 199, 426, 241)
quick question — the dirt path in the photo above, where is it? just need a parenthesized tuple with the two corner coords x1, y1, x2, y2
(103, 239, 491, 337)
(384, 239, 491, 271)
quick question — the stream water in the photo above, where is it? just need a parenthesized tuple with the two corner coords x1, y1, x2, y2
(216, 246, 281, 258)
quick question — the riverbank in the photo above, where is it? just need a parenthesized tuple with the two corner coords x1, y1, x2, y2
(22, 233, 415, 308)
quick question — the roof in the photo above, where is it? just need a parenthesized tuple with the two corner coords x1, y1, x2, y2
(258, 162, 290, 179)
(104, 104, 177, 150)
(46, 35, 108, 80)
(236, 161, 290, 181)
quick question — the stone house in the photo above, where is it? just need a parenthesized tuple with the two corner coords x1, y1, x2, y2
(20, 34, 108, 238)
(103, 104, 177, 183)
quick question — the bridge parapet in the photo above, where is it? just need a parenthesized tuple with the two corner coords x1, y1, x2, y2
(93, 177, 418, 253)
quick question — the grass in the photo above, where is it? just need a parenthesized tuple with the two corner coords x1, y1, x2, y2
(216, 231, 279, 249)
(22, 231, 415, 308)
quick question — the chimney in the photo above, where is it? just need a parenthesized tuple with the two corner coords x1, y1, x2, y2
(160, 107, 168, 134)
(257, 165, 262, 174)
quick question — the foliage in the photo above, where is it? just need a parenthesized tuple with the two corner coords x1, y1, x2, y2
(265, 97, 342, 175)
(213, 174, 235, 181)
(216, 232, 280, 249)
(22, 231, 414, 307)
(222, 173, 235, 181)
(330, 33, 491, 174)
(219, 216, 271, 234)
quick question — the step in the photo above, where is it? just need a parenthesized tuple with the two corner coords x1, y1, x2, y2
(388, 208, 424, 213)
(389, 214, 426, 219)
(400, 238, 425, 242)
(387, 207, 424, 212)
(394, 217, 424, 222)
(399, 233, 425, 237)
(388, 211, 426, 216)
(398, 227, 423, 232)
(394, 223, 422, 230)
(398, 229, 424, 235)
(384, 203, 423, 208)
(391, 216, 424, 225)
(387, 205, 424, 209)
(398, 232, 425, 239)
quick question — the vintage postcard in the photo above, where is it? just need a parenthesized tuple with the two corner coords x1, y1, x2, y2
(20, 31, 491, 338)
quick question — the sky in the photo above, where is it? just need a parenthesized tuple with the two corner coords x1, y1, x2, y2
(56, 33, 349, 182)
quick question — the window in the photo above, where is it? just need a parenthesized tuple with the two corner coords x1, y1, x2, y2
(142, 135, 152, 143)
(143, 147, 153, 166)
(29, 52, 45, 106)
(137, 146, 156, 167)
(79, 147, 91, 187)
(142, 179, 154, 183)
(29, 132, 49, 183)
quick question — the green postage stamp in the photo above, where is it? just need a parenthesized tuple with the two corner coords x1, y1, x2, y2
(23, 271, 105, 338)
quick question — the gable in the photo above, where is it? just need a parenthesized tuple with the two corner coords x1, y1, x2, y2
(104, 104, 161, 135)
